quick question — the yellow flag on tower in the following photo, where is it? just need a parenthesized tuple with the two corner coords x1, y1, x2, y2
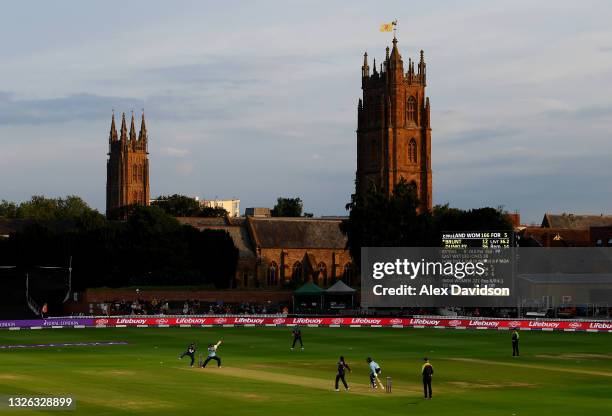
(380, 20, 397, 32)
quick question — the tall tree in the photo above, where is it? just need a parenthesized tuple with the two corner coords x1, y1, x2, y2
(152, 194, 228, 217)
(341, 180, 431, 266)
(341, 179, 513, 268)
(272, 197, 304, 217)
(2, 205, 238, 291)
(152, 194, 201, 217)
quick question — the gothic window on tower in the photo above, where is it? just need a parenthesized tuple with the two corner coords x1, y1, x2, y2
(407, 96, 416, 123)
(409, 138, 417, 163)
(370, 140, 377, 163)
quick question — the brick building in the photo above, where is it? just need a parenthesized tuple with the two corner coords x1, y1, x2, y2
(518, 213, 612, 247)
(246, 217, 355, 288)
(356, 36, 432, 210)
(176, 216, 355, 289)
(106, 112, 150, 218)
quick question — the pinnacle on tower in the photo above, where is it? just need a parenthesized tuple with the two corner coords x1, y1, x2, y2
(109, 111, 118, 142)
(138, 111, 147, 142)
(418, 49, 426, 84)
(120, 112, 128, 143)
(361, 52, 370, 77)
(388, 36, 402, 71)
(129, 111, 137, 142)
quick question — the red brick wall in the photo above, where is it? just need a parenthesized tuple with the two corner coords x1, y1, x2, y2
(257, 248, 355, 288)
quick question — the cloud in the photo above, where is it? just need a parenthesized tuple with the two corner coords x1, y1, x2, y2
(0, 91, 236, 126)
(160, 146, 190, 157)
(0, 92, 143, 125)
(542, 104, 612, 121)
(3, 1, 612, 222)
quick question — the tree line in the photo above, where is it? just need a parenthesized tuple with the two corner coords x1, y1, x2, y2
(0, 196, 238, 290)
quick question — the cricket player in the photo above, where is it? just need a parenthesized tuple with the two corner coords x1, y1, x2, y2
(291, 326, 303, 350)
(422, 357, 434, 399)
(366, 357, 383, 389)
(334, 356, 351, 391)
(179, 342, 197, 367)
(512, 329, 520, 356)
(202, 340, 222, 368)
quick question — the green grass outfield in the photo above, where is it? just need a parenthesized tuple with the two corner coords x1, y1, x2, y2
(0, 327, 611, 415)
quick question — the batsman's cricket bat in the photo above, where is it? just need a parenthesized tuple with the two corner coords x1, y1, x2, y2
(375, 374, 384, 389)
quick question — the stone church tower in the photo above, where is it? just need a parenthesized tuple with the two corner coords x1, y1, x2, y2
(106, 111, 150, 218)
(356, 36, 432, 210)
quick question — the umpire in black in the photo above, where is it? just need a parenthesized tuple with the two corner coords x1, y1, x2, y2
(512, 329, 520, 356)
(421, 357, 434, 399)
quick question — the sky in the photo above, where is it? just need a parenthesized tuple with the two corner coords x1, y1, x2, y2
(1, 0, 612, 224)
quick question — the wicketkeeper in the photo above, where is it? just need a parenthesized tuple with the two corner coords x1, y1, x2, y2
(202, 340, 222, 368)
(179, 342, 197, 367)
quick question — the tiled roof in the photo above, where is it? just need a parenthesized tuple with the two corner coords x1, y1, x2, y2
(248, 217, 347, 249)
(176, 217, 254, 258)
(542, 213, 612, 230)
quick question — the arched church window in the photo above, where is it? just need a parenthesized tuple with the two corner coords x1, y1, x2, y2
(342, 263, 353, 286)
(317, 262, 327, 286)
(409, 139, 417, 163)
(268, 262, 278, 286)
(407, 96, 416, 122)
(292, 262, 303, 282)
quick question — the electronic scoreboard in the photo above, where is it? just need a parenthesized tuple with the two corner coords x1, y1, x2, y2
(441, 231, 514, 249)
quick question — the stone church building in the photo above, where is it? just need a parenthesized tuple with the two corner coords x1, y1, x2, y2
(176, 216, 355, 289)
(106, 112, 150, 218)
(357, 36, 432, 210)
